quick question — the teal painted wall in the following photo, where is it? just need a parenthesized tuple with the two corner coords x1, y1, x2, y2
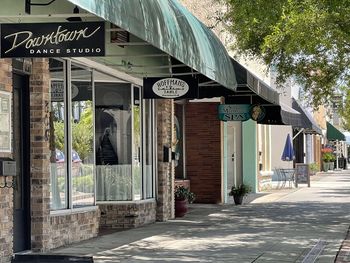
(242, 119, 257, 193)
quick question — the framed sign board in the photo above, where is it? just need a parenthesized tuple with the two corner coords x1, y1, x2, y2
(0, 91, 11, 152)
(295, 163, 310, 187)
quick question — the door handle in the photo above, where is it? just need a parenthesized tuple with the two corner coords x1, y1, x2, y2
(231, 153, 235, 162)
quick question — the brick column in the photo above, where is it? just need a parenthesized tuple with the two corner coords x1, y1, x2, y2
(156, 99, 173, 221)
(0, 59, 13, 263)
(30, 58, 51, 252)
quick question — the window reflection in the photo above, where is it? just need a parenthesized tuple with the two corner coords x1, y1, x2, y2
(71, 64, 94, 207)
(49, 59, 67, 210)
(95, 82, 132, 201)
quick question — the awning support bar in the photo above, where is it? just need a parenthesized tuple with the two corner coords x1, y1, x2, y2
(293, 128, 304, 140)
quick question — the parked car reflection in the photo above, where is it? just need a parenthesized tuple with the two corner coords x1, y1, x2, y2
(55, 149, 82, 176)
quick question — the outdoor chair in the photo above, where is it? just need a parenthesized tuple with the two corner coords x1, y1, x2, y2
(280, 168, 295, 188)
(273, 168, 286, 189)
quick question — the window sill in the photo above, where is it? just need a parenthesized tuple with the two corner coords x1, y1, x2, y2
(96, 198, 156, 205)
(50, 206, 99, 216)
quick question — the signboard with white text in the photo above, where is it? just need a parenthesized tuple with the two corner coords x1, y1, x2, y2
(143, 76, 198, 99)
(218, 104, 251, 121)
(1, 22, 105, 58)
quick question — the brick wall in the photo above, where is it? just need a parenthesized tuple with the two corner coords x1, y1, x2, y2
(49, 210, 100, 249)
(99, 200, 156, 229)
(0, 59, 13, 263)
(30, 58, 51, 252)
(30, 59, 100, 251)
(185, 102, 222, 203)
(156, 99, 173, 221)
(0, 187, 13, 263)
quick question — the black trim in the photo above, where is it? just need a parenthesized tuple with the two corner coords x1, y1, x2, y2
(13, 73, 31, 252)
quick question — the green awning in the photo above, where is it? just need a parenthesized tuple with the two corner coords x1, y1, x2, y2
(229, 58, 279, 104)
(66, 0, 237, 90)
(327, 122, 345, 141)
(292, 98, 322, 134)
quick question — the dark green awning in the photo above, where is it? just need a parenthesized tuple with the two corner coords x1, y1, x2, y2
(292, 98, 322, 134)
(228, 58, 279, 104)
(67, 0, 237, 90)
(327, 122, 345, 141)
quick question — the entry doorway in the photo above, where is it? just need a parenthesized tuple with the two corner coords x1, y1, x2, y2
(225, 122, 237, 203)
(13, 73, 30, 252)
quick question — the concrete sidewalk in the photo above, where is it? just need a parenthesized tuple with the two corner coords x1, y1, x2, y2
(49, 171, 350, 262)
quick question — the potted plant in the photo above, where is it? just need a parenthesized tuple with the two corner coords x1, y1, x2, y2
(329, 153, 336, 170)
(309, 163, 319, 175)
(174, 186, 195, 217)
(322, 152, 335, 171)
(229, 184, 251, 205)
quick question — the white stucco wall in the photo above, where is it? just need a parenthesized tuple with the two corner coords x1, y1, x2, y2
(270, 126, 294, 170)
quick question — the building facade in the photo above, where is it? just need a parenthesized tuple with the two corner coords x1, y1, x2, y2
(0, 1, 239, 262)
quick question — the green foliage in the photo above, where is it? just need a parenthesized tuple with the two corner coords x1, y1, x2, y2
(174, 186, 196, 203)
(229, 184, 252, 196)
(322, 152, 336, 162)
(54, 121, 65, 150)
(340, 89, 350, 131)
(222, 0, 350, 108)
(309, 163, 319, 172)
(54, 101, 93, 161)
(73, 175, 94, 193)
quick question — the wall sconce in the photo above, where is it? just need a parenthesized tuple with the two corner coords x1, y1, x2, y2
(66, 6, 82, 22)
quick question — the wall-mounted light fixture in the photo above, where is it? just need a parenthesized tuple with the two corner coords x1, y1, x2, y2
(66, 6, 82, 22)
(25, 0, 57, 14)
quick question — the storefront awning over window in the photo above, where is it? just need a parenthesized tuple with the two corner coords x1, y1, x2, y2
(222, 59, 301, 126)
(292, 98, 322, 134)
(228, 59, 279, 105)
(327, 122, 345, 141)
(254, 103, 302, 126)
(66, 0, 237, 91)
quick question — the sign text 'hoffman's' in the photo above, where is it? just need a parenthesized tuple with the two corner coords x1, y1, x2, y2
(0, 22, 105, 58)
(143, 76, 198, 99)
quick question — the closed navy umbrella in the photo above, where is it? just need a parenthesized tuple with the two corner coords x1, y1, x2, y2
(281, 134, 294, 161)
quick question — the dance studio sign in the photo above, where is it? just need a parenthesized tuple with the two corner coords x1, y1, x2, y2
(0, 22, 105, 57)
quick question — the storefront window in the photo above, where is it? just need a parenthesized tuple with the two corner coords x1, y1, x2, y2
(144, 99, 154, 198)
(71, 64, 94, 207)
(95, 81, 133, 201)
(49, 59, 95, 210)
(49, 60, 155, 206)
(133, 86, 141, 200)
(49, 59, 67, 210)
(175, 103, 185, 179)
(95, 73, 155, 201)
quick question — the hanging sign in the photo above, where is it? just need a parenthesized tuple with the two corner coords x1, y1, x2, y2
(143, 76, 198, 99)
(250, 104, 266, 121)
(218, 104, 251, 121)
(0, 22, 105, 58)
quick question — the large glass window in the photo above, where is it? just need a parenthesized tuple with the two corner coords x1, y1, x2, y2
(49, 59, 67, 210)
(133, 86, 141, 200)
(95, 81, 132, 201)
(174, 103, 185, 179)
(49, 59, 95, 210)
(71, 64, 94, 207)
(49, 60, 155, 207)
(143, 99, 154, 198)
(95, 72, 155, 201)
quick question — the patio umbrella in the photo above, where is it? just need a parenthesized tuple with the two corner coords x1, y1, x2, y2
(281, 134, 294, 161)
